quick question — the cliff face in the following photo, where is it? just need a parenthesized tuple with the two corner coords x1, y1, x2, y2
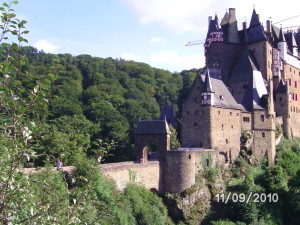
(164, 169, 226, 224)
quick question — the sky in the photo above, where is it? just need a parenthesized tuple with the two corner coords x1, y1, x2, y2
(11, 0, 300, 72)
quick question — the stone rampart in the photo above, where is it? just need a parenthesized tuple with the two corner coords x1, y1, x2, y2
(100, 161, 161, 192)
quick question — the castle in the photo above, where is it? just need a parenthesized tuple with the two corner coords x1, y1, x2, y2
(96, 8, 300, 194)
(181, 8, 300, 165)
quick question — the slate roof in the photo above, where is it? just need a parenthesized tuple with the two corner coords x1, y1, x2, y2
(249, 9, 260, 28)
(133, 120, 171, 135)
(201, 70, 214, 93)
(285, 32, 298, 54)
(200, 74, 244, 110)
(276, 79, 286, 93)
(229, 50, 260, 83)
(247, 25, 267, 43)
(241, 70, 268, 111)
(158, 101, 177, 128)
(272, 25, 280, 43)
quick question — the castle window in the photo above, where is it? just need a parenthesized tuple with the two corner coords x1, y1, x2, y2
(237, 113, 239, 116)
(194, 122, 197, 126)
(189, 154, 191, 159)
(261, 115, 265, 122)
(219, 95, 224, 100)
(222, 124, 224, 128)
(295, 81, 297, 88)
(279, 97, 282, 102)
(230, 112, 232, 116)
(243, 84, 248, 89)
(289, 79, 292, 86)
(231, 125, 234, 128)
(262, 132, 265, 138)
(226, 139, 229, 144)
(290, 67, 292, 72)
(243, 117, 250, 122)
(218, 111, 221, 114)
(296, 94, 298, 101)
(187, 111, 190, 115)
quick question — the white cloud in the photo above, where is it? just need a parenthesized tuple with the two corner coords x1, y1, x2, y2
(121, 0, 212, 33)
(148, 51, 205, 72)
(150, 37, 167, 43)
(33, 40, 59, 53)
(120, 0, 300, 33)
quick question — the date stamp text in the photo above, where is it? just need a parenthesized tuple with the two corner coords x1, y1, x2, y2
(215, 192, 278, 204)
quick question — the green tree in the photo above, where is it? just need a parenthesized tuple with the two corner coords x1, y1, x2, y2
(263, 165, 288, 193)
(34, 115, 98, 166)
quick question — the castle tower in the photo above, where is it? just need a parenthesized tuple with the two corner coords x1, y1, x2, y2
(201, 69, 214, 106)
(219, 8, 240, 43)
(267, 79, 276, 165)
(291, 33, 299, 57)
(284, 80, 292, 140)
(278, 27, 288, 60)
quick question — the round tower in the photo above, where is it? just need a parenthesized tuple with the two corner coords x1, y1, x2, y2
(165, 151, 196, 193)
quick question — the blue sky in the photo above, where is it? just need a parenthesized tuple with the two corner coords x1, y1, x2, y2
(13, 0, 300, 72)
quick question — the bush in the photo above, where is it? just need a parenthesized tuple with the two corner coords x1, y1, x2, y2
(263, 165, 288, 193)
(123, 183, 169, 225)
(277, 150, 300, 176)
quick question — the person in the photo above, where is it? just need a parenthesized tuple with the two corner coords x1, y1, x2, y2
(56, 159, 63, 170)
(140, 155, 144, 164)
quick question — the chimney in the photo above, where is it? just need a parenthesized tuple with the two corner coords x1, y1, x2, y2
(229, 8, 236, 22)
(208, 16, 212, 26)
(266, 20, 271, 33)
(243, 22, 247, 30)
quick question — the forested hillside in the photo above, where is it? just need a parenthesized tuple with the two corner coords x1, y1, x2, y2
(20, 47, 203, 166)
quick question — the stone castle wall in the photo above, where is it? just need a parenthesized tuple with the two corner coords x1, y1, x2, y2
(181, 77, 212, 148)
(205, 42, 245, 83)
(165, 149, 218, 193)
(100, 161, 162, 192)
(282, 63, 300, 137)
(210, 107, 241, 163)
(252, 110, 276, 162)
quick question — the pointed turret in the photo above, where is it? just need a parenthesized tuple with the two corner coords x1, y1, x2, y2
(158, 101, 177, 129)
(247, 9, 267, 43)
(249, 9, 260, 27)
(214, 14, 220, 29)
(291, 33, 298, 56)
(276, 79, 286, 93)
(278, 27, 287, 60)
(278, 28, 286, 42)
(201, 69, 215, 106)
(220, 10, 229, 26)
